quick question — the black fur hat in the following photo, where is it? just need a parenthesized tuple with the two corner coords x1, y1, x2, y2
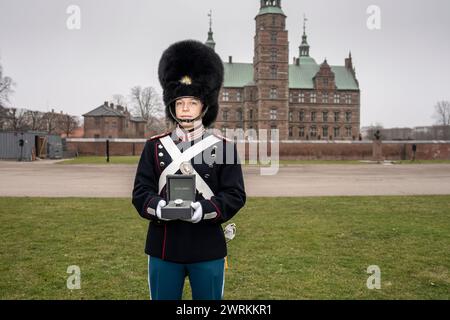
(158, 39, 224, 128)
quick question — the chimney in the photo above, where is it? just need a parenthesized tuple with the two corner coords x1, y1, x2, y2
(296, 58, 300, 66)
(345, 51, 353, 70)
(109, 103, 114, 109)
(51, 108, 55, 113)
(229, 56, 233, 64)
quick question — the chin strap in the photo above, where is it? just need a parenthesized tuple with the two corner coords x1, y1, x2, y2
(169, 104, 209, 125)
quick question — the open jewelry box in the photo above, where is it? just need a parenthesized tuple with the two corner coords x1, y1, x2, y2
(160, 174, 196, 220)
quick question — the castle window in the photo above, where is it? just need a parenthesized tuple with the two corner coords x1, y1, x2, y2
(310, 93, 317, 103)
(249, 109, 253, 120)
(289, 92, 293, 103)
(270, 88, 277, 99)
(289, 111, 293, 121)
(270, 109, 277, 120)
(223, 110, 228, 121)
(299, 127, 305, 137)
(346, 111, 352, 123)
(334, 127, 340, 137)
(270, 65, 277, 79)
(323, 111, 328, 122)
(236, 109, 243, 121)
(271, 48, 277, 62)
(236, 91, 241, 102)
(346, 94, 352, 104)
(310, 126, 317, 137)
(299, 92, 305, 103)
(222, 91, 229, 101)
(299, 110, 305, 121)
(311, 111, 316, 122)
(323, 126, 329, 138)
(334, 93, 340, 104)
(346, 127, 352, 137)
(271, 32, 277, 44)
(334, 112, 340, 122)
(323, 78, 329, 87)
(289, 127, 293, 137)
(322, 92, 328, 104)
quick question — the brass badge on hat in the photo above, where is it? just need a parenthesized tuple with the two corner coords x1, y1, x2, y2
(179, 75, 192, 85)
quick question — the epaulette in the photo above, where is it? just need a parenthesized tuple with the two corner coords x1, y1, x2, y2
(148, 131, 171, 141)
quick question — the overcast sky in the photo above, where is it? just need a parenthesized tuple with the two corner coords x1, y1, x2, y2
(1, 0, 449, 128)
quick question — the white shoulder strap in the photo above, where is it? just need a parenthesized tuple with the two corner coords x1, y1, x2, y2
(158, 135, 221, 199)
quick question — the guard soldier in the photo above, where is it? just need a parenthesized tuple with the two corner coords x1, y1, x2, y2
(132, 40, 246, 300)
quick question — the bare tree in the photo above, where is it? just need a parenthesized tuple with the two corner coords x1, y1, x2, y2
(58, 114, 80, 138)
(0, 61, 15, 108)
(130, 86, 165, 128)
(41, 111, 59, 134)
(25, 110, 45, 131)
(432, 101, 450, 126)
(8, 108, 29, 131)
(112, 94, 129, 108)
(0, 105, 10, 131)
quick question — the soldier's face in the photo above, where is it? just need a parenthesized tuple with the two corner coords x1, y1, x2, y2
(175, 97, 203, 129)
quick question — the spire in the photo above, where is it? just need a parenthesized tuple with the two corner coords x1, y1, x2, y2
(345, 50, 353, 70)
(260, 0, 282, 8)
(299, 14, 310, 57)
(205, 10, 216, 51)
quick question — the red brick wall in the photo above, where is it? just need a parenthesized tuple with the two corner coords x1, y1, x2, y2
(66, 140, 450, 160)
(66, 141, 145, 156)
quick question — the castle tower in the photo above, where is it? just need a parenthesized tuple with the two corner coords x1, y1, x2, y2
(254, 0, 289, 140)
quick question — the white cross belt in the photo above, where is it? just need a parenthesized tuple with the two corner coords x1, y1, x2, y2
(158, 135, 221, 200)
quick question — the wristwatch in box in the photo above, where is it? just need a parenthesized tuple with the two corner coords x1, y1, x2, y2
(160, 174, 196, 220)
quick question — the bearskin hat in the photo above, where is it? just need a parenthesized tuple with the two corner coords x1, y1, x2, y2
(158, 39, 224, 127)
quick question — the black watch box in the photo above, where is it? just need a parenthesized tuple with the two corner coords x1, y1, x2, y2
(160, 174, 195, 220)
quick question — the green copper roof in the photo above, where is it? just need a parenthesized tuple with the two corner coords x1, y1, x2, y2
(289, 64, 359, 90)
(299, 56, 317, 65)
(223, 62, 254, 87)
(256, 6, 285, 17)
(222, 62, 359, 90)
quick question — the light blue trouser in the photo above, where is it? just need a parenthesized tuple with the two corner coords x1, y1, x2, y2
(148, 256, 225, 300)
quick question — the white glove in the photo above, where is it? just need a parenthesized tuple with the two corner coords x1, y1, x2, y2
(156, 199, 169, 221)
(182, 201, 203, 223)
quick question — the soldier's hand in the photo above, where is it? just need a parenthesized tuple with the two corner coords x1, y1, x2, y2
(156, 200, 169, 221)
(181, 202, 203, 224)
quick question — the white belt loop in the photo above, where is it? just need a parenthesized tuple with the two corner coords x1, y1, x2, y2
(158, 135, 220, 199)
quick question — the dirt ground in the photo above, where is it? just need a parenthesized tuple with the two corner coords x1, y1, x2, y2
(1, 160, 450, 197)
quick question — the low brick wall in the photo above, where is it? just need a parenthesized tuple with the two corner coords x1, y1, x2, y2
(66, 139, 146, 157)
(66, 139, 450, 161)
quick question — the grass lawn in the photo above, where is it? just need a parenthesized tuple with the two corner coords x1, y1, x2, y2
(0, 196, 449, 300)
(57, 156, 450, 166)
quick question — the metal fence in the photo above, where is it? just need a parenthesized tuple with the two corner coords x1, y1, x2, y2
(0, 131, 62, 161)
